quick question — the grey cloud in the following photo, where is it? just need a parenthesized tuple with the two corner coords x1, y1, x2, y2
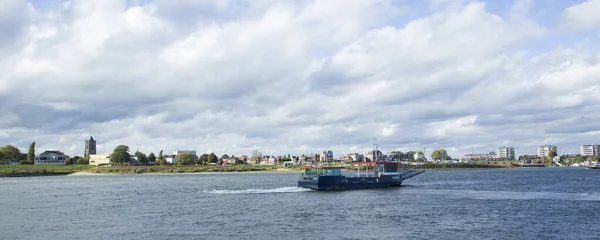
(1, 1, 600, 158)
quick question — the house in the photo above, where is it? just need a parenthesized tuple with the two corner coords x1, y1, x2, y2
(365, 149, 384, 162)
(386, 153, 400, 161)
(413, 152, 425, 161)
(34, 151, 68, 165)
(1, 158, 19, 165)
(319, 150, 333, 161)
(260, 155, 277, 164)
(346, 153, 364, 162)
(518, 155, 541, 163)
(89, 154, 110, 166)
(164, 155, 176, 164)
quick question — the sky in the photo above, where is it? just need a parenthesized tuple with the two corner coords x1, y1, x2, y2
(1, 0, 599, 158)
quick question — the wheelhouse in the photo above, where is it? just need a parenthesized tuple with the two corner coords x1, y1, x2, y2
(304, 166, 344, 176)
(351, 161, 402, 176)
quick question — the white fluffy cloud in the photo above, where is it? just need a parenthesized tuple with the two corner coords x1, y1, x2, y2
(560, 0, 600, 30)
(0, 0, 599, 158)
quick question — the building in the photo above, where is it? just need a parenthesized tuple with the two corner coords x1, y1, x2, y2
(89, 154, 110, 166)
(319, 150, 333, 161)
(580, 144, 600, 157)
(168, 150, 198, 164)
(348, 153, 364, 162)
(497, 146, 515, 160)
(518, 155, 541, 163)
(538, 145, 557, 157)
(386, 152, 400, 161)
(174, 150, 197, 158)
(366, 149, 384, 162)
(413, 152, 425, 161)
(461, 152, 497, 162)
(34, 151, 67, 165)
(85, 136, 97, 156)
(164, 155, 176, 164)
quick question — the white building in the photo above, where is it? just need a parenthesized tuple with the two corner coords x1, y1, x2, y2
(461, 153, 497, 162)
(89, 154, 110, 166)
(413, 152, 425, 161)
(580, 144, 599, 157)
(34, 151, 67, 165)
(497, 146, 515, 160)
(168, 150, 198, 164)
(164, 155, 176, 164)
(348, 153, 364, 162)
(538, 145, 557, 157)
(174, 150, 197, 158)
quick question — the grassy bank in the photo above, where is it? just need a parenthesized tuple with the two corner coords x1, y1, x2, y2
(0, 162, 523, 177)
(85, 165, 305, 174)
(0, 164, 304, 176)
(0, 165, 94, 177)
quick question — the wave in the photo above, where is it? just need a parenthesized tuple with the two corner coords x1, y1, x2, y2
(203, 187, 312, 194)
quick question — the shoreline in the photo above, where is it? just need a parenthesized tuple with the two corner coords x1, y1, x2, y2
(1, 164, 565, 177)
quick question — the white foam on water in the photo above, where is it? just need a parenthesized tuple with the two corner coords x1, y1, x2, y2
(203, 187, 312, 194)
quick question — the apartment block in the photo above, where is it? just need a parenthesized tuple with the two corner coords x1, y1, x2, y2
(497, 146, 515, 160)
(538, 145, 557, 157)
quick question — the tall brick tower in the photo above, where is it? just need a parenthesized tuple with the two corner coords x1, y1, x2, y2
(85, 136, 97, 156)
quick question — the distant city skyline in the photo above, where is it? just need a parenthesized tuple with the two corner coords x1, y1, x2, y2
(1, 0, 599, 158)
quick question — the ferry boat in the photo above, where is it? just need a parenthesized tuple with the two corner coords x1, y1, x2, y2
(297, 161, 424, 191)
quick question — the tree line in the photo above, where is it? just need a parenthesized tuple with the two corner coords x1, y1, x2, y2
(108, 145, 229, 166)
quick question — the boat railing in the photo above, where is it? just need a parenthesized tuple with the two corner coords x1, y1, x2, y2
(345, 172, 376, 178)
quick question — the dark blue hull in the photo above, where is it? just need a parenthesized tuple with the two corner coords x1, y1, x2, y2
(298, 175, 403, 191)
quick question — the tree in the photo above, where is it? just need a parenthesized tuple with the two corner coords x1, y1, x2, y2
(0, 145, 21, 160)
(27, 141, 35, 164)
(110, 145, 131, 165)
(176, 152, 195, 165)
(73, 156, 88, 164)
(157, 158, 169, 166)
(70, 156, 81, 164)
(135, 151, 147, 165)
(207, 153, 218, 164)
(251, 150, 262, 164)
(547, 149, 557, 164)
(405, 151, 417, 161)
(158, 150, 164, 161)
(148, 152, 156, 164)
(197, 153, 208, 165)
(431, 149, 449, 161)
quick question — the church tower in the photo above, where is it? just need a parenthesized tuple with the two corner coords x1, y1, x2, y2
(85, 136, 97, 156)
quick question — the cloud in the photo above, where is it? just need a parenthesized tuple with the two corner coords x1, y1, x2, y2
(0, 0, 599, 159)
(560, 0, 600, 30)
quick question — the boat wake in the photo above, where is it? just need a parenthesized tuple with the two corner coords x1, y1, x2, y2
(203, 187, 312, 195)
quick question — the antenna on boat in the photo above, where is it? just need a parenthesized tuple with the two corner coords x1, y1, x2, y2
(373, 138, 379, 162)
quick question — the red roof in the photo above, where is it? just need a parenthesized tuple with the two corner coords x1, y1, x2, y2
(304, 165, 345, 169)
(351, 161, 402, 165)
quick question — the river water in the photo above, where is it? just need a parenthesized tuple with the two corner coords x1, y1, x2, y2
(1, 167, 599, 240)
